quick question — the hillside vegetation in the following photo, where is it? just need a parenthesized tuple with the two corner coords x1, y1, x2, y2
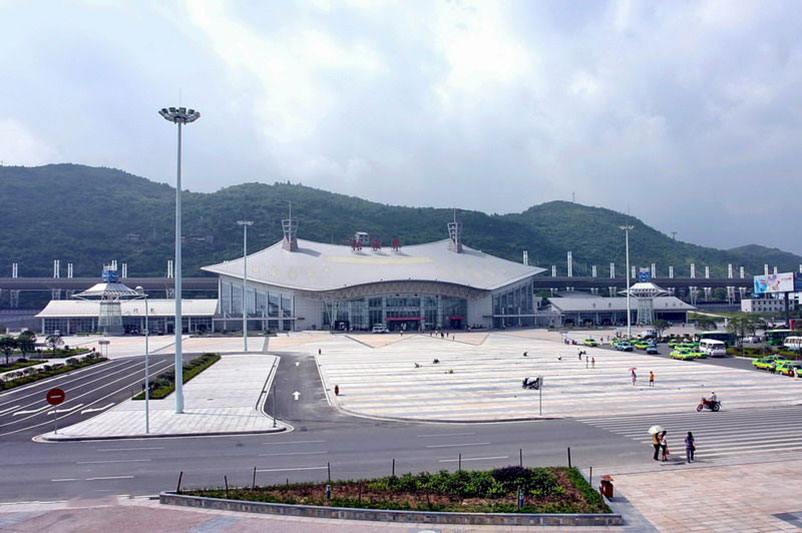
(0, 164, 798, 278)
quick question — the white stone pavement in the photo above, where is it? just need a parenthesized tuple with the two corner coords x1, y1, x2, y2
(315, 332, 802, 421)
(40, 353, 287, 440)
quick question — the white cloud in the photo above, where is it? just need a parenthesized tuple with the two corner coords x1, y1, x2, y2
(0, 119, 59, 166)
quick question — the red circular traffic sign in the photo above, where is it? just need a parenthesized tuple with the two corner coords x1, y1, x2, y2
(46, 388, 65, 406)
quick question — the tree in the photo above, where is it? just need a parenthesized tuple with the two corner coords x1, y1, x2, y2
(726, 314, 764, 353)
(17, 331, 36, 358)
(45, 334, 63, 356)
(695, 315, 718, 332)
(0, 335, 17, 365)
(652, 319, 670, 336)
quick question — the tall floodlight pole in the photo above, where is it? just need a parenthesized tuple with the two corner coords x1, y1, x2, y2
(135, 286, 150, 433)
(620, 225, 634, 338)
(159, 106, 201, 414)
(237, 220, 254, 351)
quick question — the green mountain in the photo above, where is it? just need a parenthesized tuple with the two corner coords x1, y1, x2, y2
(0, 164, 798, 279)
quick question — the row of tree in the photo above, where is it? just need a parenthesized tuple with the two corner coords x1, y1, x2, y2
(0, 331, 63, 365)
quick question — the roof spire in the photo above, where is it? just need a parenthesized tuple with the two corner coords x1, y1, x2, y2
(282, 200, 298, 251)
(447, 208, 463, 253)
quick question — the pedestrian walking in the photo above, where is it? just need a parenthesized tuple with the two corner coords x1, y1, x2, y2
(631, 369, 637, 386)
(649, 371, 655, 387)
(685, 431, 695, 463)
(652, 431, 661, 461)
(660, 431, 669, 461)
(591, 357, 595, 368)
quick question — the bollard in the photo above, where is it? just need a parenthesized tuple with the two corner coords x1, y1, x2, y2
(327, 462, 331, 483)
(519, 448, 523, 467)
(567, 447, 572, 468)
(252, 466, 257, 489)
(176, 471, 184, 493)
(392, 458, 395, 477)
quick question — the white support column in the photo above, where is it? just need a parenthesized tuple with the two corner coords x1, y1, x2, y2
(567, 251, 573, 278)
(53, 259, 60, 278)
(122, 263, 128, 278)
(764, 264, 769, 276)
(551, 265, 556, 277)
(167, 260, 174, 278)
(773, 266, 778, 275)
(610, 262, 615, 278)
(740, 266, 745, 279)
(592, 265, 597, 278)
(728, 264, 733, 279)
(669, 265, 674, 279)
(630, 265, 636, 279)
(651, 263, 656, 278)
(67, 263, 73, 278)
(690, 263, 696, 279)
(12, 263, 18, 278)
(705, 266, 710, 279)
(522, 250, 528, 266)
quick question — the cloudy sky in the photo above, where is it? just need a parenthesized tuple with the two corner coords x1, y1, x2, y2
(2, 0, 801, 254)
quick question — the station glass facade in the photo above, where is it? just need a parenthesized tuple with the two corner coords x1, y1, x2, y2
(323, 294, 468, 331)
(219, 277, 294, 331)
(492, 279, 535, 328)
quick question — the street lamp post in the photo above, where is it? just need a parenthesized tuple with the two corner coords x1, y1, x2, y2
(159, 106, 200, 414)
(620, 225, 634, 338)
(135, 286, 150, 433)
(237, 220, 254, 352)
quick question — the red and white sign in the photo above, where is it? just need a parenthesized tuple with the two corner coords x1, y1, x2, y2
(46, 388, 65, 406)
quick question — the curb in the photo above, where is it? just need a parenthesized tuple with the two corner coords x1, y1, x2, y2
(36, 426, 288, 442)
(159, 492, 624, 527)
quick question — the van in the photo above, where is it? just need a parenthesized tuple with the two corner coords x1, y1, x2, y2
(372, 324, 388, 334)
(699, 339, 727, 358)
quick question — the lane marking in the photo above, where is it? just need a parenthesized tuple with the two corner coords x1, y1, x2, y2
(439, 455, 508, 463)
(85, 476, 135, 481)
(258, 451, 328, 457)
(262, 440, 325, 445)
(77, 459, 151, 465)
(0, 404, 21, 416)
(81, 403, 115, 414)
(47, 404, 84, 415)
(425, 442, 490, 449)
(12, 405, 50, 416)
(417, 432, 476, 438)
(51, 479, 79, 482)
(255, 466, 328, 473)
(96, 447, 165, 452)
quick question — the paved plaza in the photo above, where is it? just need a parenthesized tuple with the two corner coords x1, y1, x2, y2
(315, 332, 802, 421)
(40, 353, 287, 440)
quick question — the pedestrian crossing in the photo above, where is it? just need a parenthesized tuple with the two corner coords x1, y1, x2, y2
(577, 406, 802, 462)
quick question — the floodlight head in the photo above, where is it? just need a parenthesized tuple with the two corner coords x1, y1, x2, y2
(237, 220, 254, 226)
(159, 106, 201, 124)
(135, 286, 145, 296)
(619, 225, 634, 231)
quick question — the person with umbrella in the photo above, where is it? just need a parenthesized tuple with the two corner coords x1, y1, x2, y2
(630, 368, 637, 386)
(649, 425, 664, 460)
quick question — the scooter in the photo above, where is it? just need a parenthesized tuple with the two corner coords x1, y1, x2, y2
(696, 398, 721, 412)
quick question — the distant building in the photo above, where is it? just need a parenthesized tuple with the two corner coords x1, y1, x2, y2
(741, 297, 788, 314)
(548, 294, 694, 326)
(202, 219, 545, 331)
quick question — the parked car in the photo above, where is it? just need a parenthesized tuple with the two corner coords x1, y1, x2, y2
(752, 356, 791, 371)
(372, 324, 389, 334)
(670, 348, 696, 360)
(583, 338, 599, 347)
(645, 344, 659, 354)
(614, 341, 633, 352)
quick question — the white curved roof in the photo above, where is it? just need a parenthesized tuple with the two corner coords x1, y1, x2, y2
(36, 299, 218, 318)
(202, 238, 544, 292)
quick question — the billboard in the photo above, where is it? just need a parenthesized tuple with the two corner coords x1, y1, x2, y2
(753, 272, 795, 294)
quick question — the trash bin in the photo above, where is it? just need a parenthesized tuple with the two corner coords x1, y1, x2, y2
(599, 475, 614, 499)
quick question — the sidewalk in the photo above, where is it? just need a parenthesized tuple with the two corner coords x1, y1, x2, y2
(38, 353, 288, 441)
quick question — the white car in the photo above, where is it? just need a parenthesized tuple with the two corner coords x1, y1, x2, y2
(372, 324, 389, 334)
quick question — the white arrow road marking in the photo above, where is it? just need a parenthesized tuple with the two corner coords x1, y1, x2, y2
(13, 405, 50, 416)
(85, 476, 134, 481)
(47, 404, 84, 415)
(292, 391, 301, 400)
(0, 404, 21, 416)
(294, 361, 300, 366)
(81, 403, 114, 414)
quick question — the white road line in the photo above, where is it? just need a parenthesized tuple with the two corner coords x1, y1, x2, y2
(0, 404, 21, 416)
(262, 440, 326, 445)
(425, 442, 490, 449)
(96, 447, 165, 452)
(258, 451, 328, 457)
(255, 466, 328, 473)
(12, 405, 50, 416)
(47, 404, 84, 415)
(439, 456, 509, 463)
(77, 459, 151, 465)
(416, 432, 476, 438)
(81, 403, 115, 414)
(85, 476, 135, 481)
(51, 479, 79, 482)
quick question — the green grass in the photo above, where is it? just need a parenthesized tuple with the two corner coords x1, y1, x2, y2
(133, 353, 220, 400)
(0, 360, 39, 373)
(0, 355, 108, 390)
(183, 466, 610, 514)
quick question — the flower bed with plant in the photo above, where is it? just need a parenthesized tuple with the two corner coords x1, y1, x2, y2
(133, 353, 220, 400)
(0, 359, 40, 373)
(183, 466, 609, 514)
(0, 353, 108, 390)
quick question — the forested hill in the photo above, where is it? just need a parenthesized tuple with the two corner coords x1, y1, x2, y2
(0, 164, 798, 279)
